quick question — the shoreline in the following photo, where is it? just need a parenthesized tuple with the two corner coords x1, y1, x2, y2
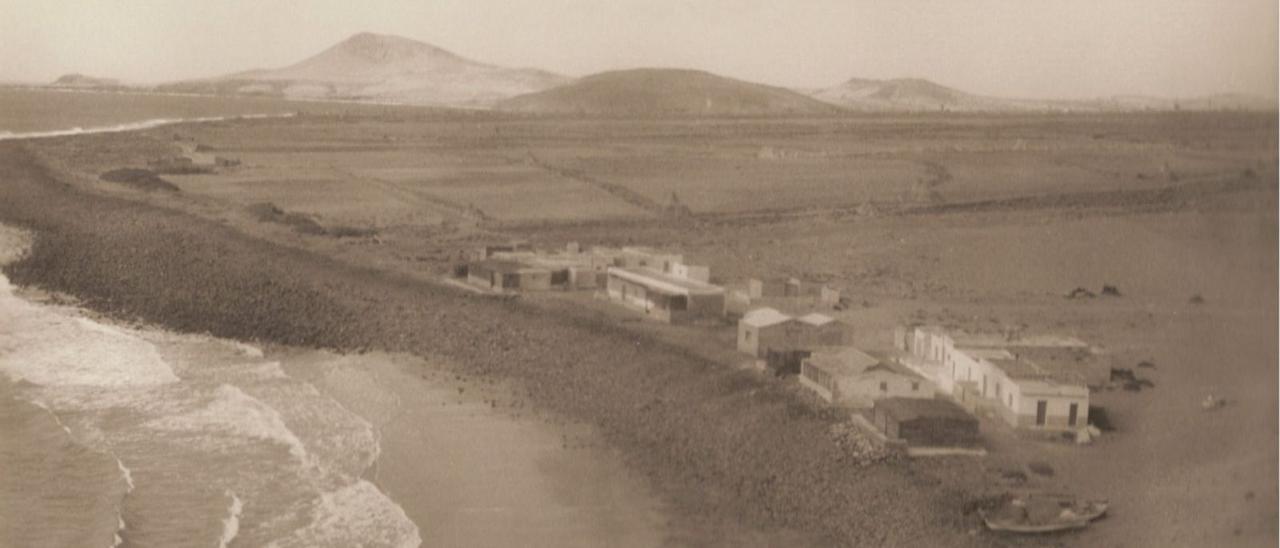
(0, 138, 986, 545)
(276, 348, 669, 547)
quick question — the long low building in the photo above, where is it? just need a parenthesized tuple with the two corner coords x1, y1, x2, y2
(604, 266, 725, 323)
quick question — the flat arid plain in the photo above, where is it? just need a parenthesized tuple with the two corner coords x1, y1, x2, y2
(1, 104, 1274, 546)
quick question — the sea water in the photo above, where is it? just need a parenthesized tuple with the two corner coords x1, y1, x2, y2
(0, 88, 300, 139)
(0, 228, 420, 547)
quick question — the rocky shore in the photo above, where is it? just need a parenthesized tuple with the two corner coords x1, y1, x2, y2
(0, 141, 985, 546)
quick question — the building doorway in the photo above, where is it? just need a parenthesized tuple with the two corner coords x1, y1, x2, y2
(1035, 400, 1047, 426)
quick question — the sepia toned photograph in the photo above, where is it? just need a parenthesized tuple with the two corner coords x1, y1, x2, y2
(0, 1, 1276, 546)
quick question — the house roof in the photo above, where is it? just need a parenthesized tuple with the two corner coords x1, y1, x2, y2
(954, 346, 1015, 360)
(986, 357, 1087, 385)
(875, 397, 974, 423)
(741, 307, 792, 328)
(805, 347, 880, 375)
(807, 347, 924, 379)
(797, 313, 837, 326)
(608, 266, 724, 296)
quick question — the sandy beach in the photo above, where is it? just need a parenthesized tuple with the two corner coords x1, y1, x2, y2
(277, 348, 670, 548)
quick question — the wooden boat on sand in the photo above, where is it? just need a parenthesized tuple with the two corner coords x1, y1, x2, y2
(979, 494, 1108, 533)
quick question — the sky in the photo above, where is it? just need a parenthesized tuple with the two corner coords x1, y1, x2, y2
(1, 0, 1275, 99)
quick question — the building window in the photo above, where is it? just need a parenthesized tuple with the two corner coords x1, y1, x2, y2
(1068, 403, 1079, 427)
(879, 381, 888, 392)
(911, 382, 919, 392)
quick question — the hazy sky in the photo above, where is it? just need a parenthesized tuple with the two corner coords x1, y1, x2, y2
(1, 0, 1275, 99)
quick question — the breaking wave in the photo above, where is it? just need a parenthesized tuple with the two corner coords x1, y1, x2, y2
(219, 491, 244, 548)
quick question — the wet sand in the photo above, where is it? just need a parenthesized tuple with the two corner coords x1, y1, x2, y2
(278, 349, 669, 548)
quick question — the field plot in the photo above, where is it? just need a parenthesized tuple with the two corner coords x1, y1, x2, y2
(552, 153, 927, 212)
(166, 122, 653, 225)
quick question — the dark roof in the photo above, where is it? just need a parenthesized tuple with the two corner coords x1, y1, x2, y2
(875, 397, 974, 423)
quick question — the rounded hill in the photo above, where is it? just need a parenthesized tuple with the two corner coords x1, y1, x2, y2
(497, 68, 843, 116)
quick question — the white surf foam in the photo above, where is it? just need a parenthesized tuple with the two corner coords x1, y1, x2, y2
(115, 457, 135, 492)
(144, 384, 309, 462)
(265, 481, 421, 548)
(218, 491, 244, 548)
(0, 290, 180, 387)
(111, 515, 125, 548)
(0, 112, 295, 141)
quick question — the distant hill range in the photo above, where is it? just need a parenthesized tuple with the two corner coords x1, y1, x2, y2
(26, 32, 1277, 113)
(497, 68, 840, 116)
(155, 32, 570, 107)
(50, 73, 124, 89)
(806, 77, 1277, 113)
(808, 77, 1025, 112)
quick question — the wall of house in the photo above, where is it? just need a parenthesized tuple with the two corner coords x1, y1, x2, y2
(739, 322, 795, 357)
(737, 323, 760, 355)
(808, 324, 848, 347)
(836, 373, 931, 408)
(798, 366, 836, 403)
(897, 418, 979, 447)
(685, 292, 725, 320)
(567, 267, 597, 289)
(670, 263, 711, 283)
(946, 348, 982, 388)
(466, 271, 496, 290)
(517, 270, 553, 291)
(1011, 393, 1090, 430)
(747, 279, 788, 299)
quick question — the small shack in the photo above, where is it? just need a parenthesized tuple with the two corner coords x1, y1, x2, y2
(737, 307, 795, 356)
(872, 398, 979, 447)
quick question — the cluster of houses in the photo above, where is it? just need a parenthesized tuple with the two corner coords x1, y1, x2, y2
(458, 242, 1101, 450)
(461, 242, 729, 323)
(730, 306, 980, 447)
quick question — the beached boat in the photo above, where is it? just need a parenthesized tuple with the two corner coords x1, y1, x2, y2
(979, 494, 1108, 533)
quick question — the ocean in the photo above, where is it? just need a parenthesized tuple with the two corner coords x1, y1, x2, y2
(0, 88, 301, 139)
(0, 226, 420, 547)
